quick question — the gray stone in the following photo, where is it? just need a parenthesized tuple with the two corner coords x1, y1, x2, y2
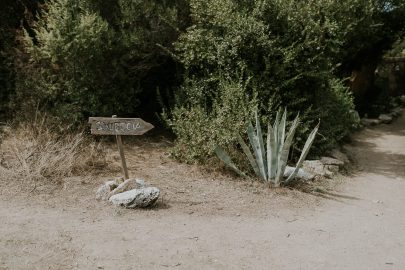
(109, 187, 160, 208)
(328, 149, 350, 164)
(303, 160, 335, 178)
(115, 177, 125, 184)
(284, 166, 314, 181)
(390, 107, 402, 117)
(108, 178, 146, 199)
(361, 118, 381, 126)
(378, 114, 393, 124)
(320, 157, 344, 166)
(400, 95, 405, 105)
(96, 180, 119, 201)
(326, 165, 339, 173)
(303, 160, 325, 174)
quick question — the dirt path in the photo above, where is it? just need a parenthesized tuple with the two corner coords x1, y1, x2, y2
(1, 113, 405, 270)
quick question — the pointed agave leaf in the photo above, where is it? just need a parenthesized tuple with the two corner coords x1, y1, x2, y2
(278, 108, 287, 151)
(237, 135, 260, 177)
(247, 123, 267, 181)
(270, 110, 280, 179)
(274, 114, 300, 186)
(273, 110, 280, 156)
(285, 122, 320, 185)
(255, 111, 267, 174)
(268, 123, 278, 181)
(266, 124, 273, 183)
(214, 146, 246, 177)
(273, 110, 280, 130)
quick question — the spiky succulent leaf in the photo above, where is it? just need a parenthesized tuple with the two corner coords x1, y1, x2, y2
(284, 122, 320, 185)
(255, 111, 267, 174)
(266, 124, 274, 183)
(273, 110, 280, 130)
(237, 134, 260, 177)
(214, 146, 246, 177)
(271, 111, 280, 179)
(274, 114, 300, 186)
(268, 124, 278, 181)
(247, 123, 267, 181)
(278, 108, 287, 151)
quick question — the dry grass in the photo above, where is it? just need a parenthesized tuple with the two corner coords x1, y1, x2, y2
(0, 118, 106, 188)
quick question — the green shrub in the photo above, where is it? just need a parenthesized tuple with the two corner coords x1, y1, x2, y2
(13, 0, 182, 124)
(311, 79, 360, 150)
(168, 0, 363, 161)
(164, 76, 258, 163)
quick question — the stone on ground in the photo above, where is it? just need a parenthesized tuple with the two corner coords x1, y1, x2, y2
(378, 114, 393, 124)
(303, 160, 334, 178)
(108, 178, 146, 199)
(400, 95, 405, 104)
(361, 118, 381, 126)
(391, 107, 402, 117)
(109, 187, 160, 208)
(328, 149, 350, 164)
(284, 166, 314, 181)
(320, 157, 344, 166)
(96, 180, 119, 201)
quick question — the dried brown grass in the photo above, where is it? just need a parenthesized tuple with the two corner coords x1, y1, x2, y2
(0, 117, 106, 187)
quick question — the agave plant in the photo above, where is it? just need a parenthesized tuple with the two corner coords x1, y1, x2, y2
(215, 109, 319, 187)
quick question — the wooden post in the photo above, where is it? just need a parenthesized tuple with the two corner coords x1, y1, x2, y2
(112, 115, 129, 180)
(88, 115, 153, 180)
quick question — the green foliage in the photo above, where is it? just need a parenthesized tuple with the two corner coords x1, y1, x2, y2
(13, 0, 182, 123)
(309, 79, 360, 151)
(388, 38, 405, 56)
(0, 0, 43, 119)
(169, 0, 366, 161)
(215, 109, 319, 186)
(164, 76, 258, 162)
(2, 0, 404, 167)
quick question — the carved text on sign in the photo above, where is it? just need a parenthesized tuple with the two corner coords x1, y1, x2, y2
(89, 117, 154, 136)
(96, 121, 141, 132)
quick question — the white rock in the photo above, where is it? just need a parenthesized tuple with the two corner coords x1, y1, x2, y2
(361, 118, 381, 126)
(284, 166, 314, 181)
(303, 160, 335, 178)
(378, 114, 392, 124)
(108, 178, 146, 199)
(96, 180, 119, 201)
(320, 157, 344, 166)
(390, 107, 402, 117)
(109, 187, 160, 208)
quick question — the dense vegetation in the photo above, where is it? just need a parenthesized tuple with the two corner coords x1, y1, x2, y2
(1, 0, 404, 164)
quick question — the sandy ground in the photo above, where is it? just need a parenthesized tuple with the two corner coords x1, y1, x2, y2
(1, 112, 405, 270)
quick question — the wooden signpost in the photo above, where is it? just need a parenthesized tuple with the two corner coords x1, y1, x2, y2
(89, 115, 154, 179)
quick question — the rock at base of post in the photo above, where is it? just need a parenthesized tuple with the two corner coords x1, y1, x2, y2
(109, 187, 160, 208)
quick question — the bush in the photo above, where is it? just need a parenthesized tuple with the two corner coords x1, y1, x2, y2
(13, 0, 183, 124)
(168, 0, 363, 161)
(164, 76, 258, 163)
(312, 79, 360, 150)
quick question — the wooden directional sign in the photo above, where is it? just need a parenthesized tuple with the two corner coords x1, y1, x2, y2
(89, 116, 154, 180)
(89, 117, 154, 136)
